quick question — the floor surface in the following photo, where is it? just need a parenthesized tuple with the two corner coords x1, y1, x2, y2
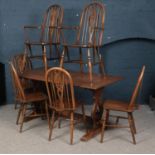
(0, 104, 155, 153)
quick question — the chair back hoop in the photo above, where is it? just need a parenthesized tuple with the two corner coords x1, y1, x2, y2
(41, 4, 64, 43)
(12, 53, 33, 90)
(45, 67, 75, 111)
(77, 2, 105, 46)
(9, 62, 26, 100)
(129, 66, 145, 109)
(12, 53, 32, 75)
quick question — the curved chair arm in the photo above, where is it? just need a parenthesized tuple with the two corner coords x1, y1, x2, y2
(24, 25, 61, 44)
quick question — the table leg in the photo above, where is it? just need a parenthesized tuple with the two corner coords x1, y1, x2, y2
(81, 88, 103, 141)
(91, 88, 103, 127)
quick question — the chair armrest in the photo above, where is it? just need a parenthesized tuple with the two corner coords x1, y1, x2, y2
(24, 25, 41, 29)
(25, 41, 60, 46)
(24, 25, 62, 44)
(24, 25, 61, 29)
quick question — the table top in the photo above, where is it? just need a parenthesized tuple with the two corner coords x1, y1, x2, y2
(22, 68, 123, 90)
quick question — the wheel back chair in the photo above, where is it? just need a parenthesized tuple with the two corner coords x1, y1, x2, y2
(100, 66, 145, 144)
(9, 61, 48, 132)
(45, 67, 86, 144)
(60, 2, 106, 81)
(24, 4, 64, 71)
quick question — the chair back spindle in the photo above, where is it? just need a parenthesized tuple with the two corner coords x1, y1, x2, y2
(77, 2, 105, 46)
(45, 67, 75, 111)
(12, 54, 32, 75)
(41, 4, 64, 44)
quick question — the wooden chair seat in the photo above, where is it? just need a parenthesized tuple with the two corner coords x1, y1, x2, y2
(17, 91, 47, 103)
(104, 100, 132, 112)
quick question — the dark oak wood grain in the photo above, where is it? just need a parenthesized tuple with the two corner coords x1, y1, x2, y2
(22, 68, 122, 90)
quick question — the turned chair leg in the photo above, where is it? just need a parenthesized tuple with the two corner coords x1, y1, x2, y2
(70, 112, 74, 145)
(131, 113, 137, 134)
(81, 104, 87, 127)
(16, 105, 22, 125)
(40, 102, 45, 120)
(128, 112, 136, 144)
(49, 111, 55, 141)
(106, 109, 110, 124)
(58, 113, 61, 128)
(45, 101, 50, 130)
(14, 101, 18, 110)
(115, 117, 119, 125)
(100, 109, 108, 143)
(20, 104, 27, 133)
